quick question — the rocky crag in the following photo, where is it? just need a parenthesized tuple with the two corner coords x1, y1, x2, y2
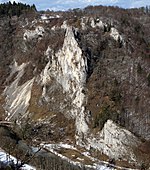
(0, 5, 150, 169)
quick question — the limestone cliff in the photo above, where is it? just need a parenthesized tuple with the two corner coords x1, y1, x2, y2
(0, 5, 150, 169)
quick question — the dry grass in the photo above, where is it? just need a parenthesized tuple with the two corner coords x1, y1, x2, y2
(90, 148, 109, 162)
(27, 82, 76, 143)
(133, 141, 150, 169)
(115, 160, 137, 169)
(28, 83, 55, 121)
(57, 148, 93, 165)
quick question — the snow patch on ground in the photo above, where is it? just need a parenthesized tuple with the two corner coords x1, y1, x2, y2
(41, 143, 133, 170)
(0, 148, 36, 170)
(41, 14, 48, 20)
(41, 143, 86, 168)
(96, 165, 113, 170)
(40, 14, 61, 24)
(42, 143, 77, 151)
(49, 15, 60, 19)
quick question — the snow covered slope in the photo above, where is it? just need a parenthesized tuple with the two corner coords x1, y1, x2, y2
(0, 148, 35, 170)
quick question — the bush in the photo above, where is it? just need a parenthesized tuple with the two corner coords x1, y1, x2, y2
(93, 104, 119, 129)
(147, 73, 150, 86)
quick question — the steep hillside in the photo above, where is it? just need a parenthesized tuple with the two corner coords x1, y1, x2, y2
(0, 5, 150, 170)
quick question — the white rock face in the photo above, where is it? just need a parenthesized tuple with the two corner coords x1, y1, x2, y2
(39, 25, 136, 160)
(40, 59, 51, 98)
(88, 120, 140, 161)
(110, 27, 123, 42)
(80, 17, 89, 30)
(81, 18, 86, 30)
(41, 14, 48, 20)
(57, 28, 88, 133)
(61, 21, 68, 30)
(40, 25, 89, 142)
(90, 18, 125, 46)
(41, 26, 87, 109)
(3, 61, 34, 121)
(91, 18, 105, 29)
(23, 26, 45, 40)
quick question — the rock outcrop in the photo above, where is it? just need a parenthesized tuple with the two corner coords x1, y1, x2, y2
(0, 5, 149, 168)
